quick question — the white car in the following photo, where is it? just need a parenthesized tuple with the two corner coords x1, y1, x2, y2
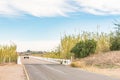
(24, 53, 29, 59)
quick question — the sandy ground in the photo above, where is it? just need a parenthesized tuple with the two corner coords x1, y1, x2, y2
(103, 68, 120, 79)
(97, 68, 120, 79)
(81, 67, 120, 79)
(0, 64, 25, 80)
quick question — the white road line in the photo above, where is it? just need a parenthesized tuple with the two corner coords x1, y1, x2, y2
(23, 65, 30, 80)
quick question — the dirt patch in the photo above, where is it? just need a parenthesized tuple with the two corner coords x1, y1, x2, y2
(0, 64, 25, 80)
(81, 51, 120, 68)
(71, 51, 120, 79)
(80, 67, 120, 79)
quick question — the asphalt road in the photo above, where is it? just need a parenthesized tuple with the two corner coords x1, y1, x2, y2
(21, 56, 120, 80)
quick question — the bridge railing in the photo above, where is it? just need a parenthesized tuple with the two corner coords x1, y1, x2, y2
(30, 56, 71, 65)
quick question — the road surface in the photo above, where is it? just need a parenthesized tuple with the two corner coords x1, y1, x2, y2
(21, 56, 120, 80)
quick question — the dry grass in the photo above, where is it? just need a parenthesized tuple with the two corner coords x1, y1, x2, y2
(80, 66, 120, 79)
(70, 51, 120, 79)
(71, 61, 86, 68)
(80, 51, 120, 68)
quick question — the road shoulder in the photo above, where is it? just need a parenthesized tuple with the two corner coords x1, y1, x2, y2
(0, 64, 25, 80)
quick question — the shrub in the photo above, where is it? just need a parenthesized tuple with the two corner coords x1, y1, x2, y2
(70, 61, 86, 68)
(110, 22, 120, 50)
(110, 37, 120, 50)
(71, 39, 96, 58)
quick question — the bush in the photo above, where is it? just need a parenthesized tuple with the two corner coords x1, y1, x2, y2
(110, 22, 120, 51)
(71, 39, 96, 58)
(110, 37, 120, 50)
(70, 61, 86, 68)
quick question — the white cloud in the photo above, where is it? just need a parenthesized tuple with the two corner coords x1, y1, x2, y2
(75, 0, 120, 15)
(0, 0, 120, 17)
(0, 0, 77, 17)
(0, 1, 17, 15)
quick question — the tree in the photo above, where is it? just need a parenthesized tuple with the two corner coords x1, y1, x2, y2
(114, 23, 120, 37)
(71, 39, 96, 58)
(110, 21, 120, 50)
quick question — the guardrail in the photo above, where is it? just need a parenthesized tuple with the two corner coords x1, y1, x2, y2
(30, 56, 71, 65)
(17, 56, 22, 64)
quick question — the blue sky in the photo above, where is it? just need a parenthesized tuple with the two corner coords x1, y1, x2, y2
(0, 0, 120, 51)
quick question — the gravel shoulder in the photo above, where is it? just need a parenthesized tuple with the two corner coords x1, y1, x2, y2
(79, 66, 120, 79)
(0, 64, 25, 80)
(98, 68, 120, 79)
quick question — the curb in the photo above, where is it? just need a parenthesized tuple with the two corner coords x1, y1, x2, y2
(22, 64, 30, 80)
(31, 56, 71, 65)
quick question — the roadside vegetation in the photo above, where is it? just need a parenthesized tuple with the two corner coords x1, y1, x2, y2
(71, 51, 120, 68)
(0, 44, 17, 64)
(34, 21, 120, 69)
(34, 32, 111, 59)
(38, 31, 111, 59)
(110, 23, 120, 50)
(70, 22, 120, 69)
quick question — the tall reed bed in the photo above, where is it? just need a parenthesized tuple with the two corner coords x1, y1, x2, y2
(59, 32, 110, 59)
(60, 34, 81, 59)
(94, 33, 110, 53)
(41, 32, 111, 59)
(0, 44, 17, 64)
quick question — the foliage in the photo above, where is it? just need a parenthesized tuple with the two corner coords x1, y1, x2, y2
(44, 52, 60, 58)
(60, 34, 81, 59)
(114, 23, 120, 37)
(71, 39, 96, 58)
(95, 33, 110, 53)
(41, 31, 111, 59)
(0, 44, 17, 64)
(110, 36, 120, 50)
(110, 22, 120, 50)
(60, 32, 110, 59)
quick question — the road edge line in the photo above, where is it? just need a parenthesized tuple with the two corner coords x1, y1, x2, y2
(22, 64, 30, 80)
